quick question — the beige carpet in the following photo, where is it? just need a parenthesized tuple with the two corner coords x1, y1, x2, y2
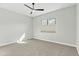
(0, 39, 78, 56)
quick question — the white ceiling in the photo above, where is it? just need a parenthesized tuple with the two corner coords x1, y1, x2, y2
(0, 3, 75, 17)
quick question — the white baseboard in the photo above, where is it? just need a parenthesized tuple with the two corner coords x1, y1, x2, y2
(33, 38, 76, 47)
(0, 41, 16, 47)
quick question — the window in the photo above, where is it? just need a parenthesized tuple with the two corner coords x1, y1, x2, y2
(41, 18, 56, 33)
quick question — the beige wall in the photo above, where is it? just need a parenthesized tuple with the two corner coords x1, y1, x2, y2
(77, 4, 79, 54)
(33, 5, 76, 46)
(0, 8, 32, 45)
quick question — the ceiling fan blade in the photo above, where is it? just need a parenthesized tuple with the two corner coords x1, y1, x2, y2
(34, 9, 44, 11)
(24, 4, 33, 10)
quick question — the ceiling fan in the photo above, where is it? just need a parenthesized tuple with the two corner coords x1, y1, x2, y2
(24, 3, 44, 14)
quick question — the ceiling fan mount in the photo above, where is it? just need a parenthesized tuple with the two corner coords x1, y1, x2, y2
(32, 3, 35, 5)
(24, 3, 44, 14)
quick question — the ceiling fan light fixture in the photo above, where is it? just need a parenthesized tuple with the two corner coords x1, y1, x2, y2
(24, 3, 44, 14)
